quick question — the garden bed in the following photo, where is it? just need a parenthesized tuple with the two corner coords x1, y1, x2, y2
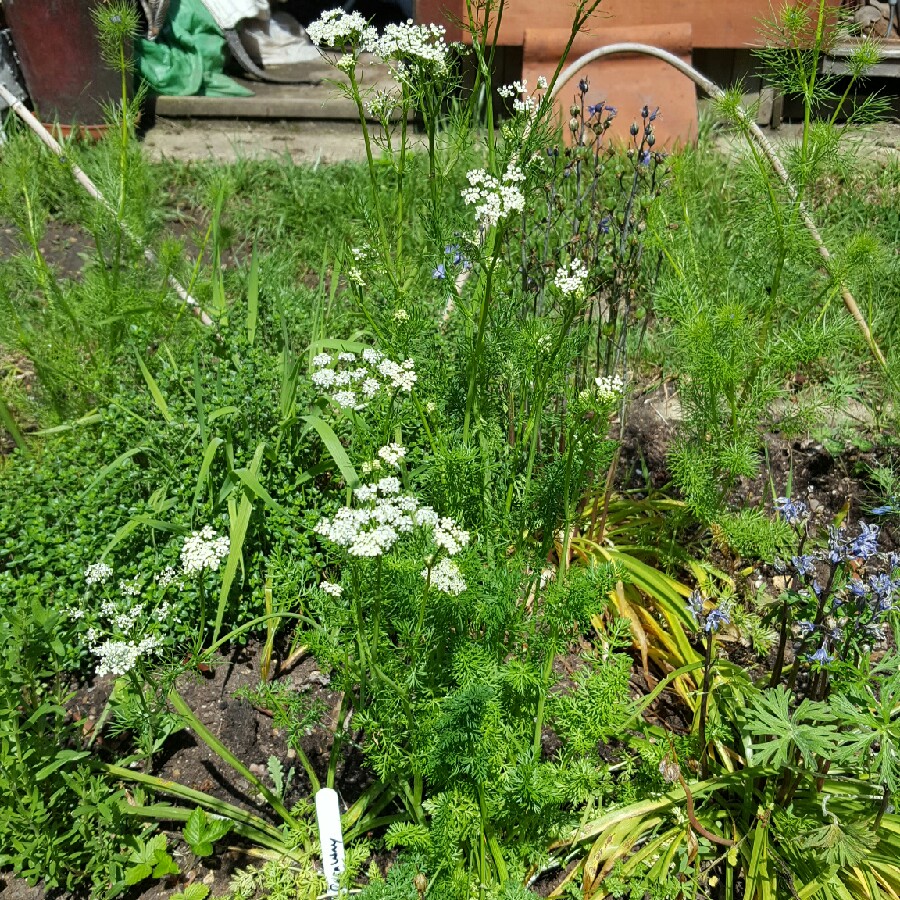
(2, 3, 900, 900)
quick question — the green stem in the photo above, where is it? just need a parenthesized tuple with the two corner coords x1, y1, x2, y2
(168, 689, 300, 828)
(348, 64, 398, 292)
(698, 631, 714, 778)
(397, 83, 408, 258)
(532, 624, 558, 757)
(327, 689, 352, 790)
(105, 765, 308, 856)
(463, 228, 503, 441)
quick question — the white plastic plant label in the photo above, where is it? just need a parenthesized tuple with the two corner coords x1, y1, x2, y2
(315, 787, 345, 895)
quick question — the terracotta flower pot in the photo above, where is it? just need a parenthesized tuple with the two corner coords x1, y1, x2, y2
(5, 0, 125, 130)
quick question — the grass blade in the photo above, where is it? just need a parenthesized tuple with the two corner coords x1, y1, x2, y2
(191, 437, 223, 517)
(0, 394, 30, 455)
(211, 443, 264, 643)
(302, 414, 359, 488)
(103, 516, 185, 557)
(135, 353, 173, 424)
(192, 351, 206, 447)
(232, 466, 288, 517)
(81, 446, 149, 497)
(213, 492, 253, 645)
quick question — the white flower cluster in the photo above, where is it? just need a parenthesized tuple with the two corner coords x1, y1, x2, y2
(316, 485, 469, 561)
(119, 578, 141, 598)
(374, 20, 449, 78)
(554, 259, 589, 295)
(155, 566, 179, 588)
(85, 561, 113, 585)
(378, 443, 407, 467)
(181, 526, 230, 574)
(462, 164, 526, 230)
(92, 635, 161, 678)
(595, 374, 626, 401)
(312, 348, 417, 409)
(424, 557, 466, 595)
(320, 580, 343, 597)
(498, 78, 543, 114)
(306, 8, 377, 49)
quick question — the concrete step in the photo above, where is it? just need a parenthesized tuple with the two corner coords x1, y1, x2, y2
(153, 54, 399, 119)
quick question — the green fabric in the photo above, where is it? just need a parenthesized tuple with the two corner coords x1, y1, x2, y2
(135, 0, 253, 97)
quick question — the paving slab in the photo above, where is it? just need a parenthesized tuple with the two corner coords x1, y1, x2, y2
(140, 117, 427, 165)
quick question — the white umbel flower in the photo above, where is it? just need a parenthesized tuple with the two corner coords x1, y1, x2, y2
(316, 486, 468, 561)
(377, 443, 407, 468)
(595, 374, 625, 401)
(320, 580, 343, 597)
(181, 526, 230, 574)
(424, 557, 466, 595)
(554, 259, 589, 295)
(93, 635, 160, 677)
(312, 349, 416, 407)
(462, 164, 526, 230)
(306, 9, 377, 50)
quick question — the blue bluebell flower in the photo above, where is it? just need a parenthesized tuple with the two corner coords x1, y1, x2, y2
(648, 107, 659, 122)
(639, 150, 651, 166)
(775, 496, 808, 526)
(812, 580, 823, 597)
(871, 505, 896, 515)
(827, 525, 847, 564)
(599, 217, 611, 235)
(432, 263, 446, 280)
(791, 554, 816, 577)
(808, 645, 833, 665)
(889, 552, 899, 570)
(848, 579, 868, 598)
(798, 620, 815, 635)
(686, 590, 704, 621)
(850, 522, 879, 561)
(579, 78, 589, 94)
(868, 572, 894, 598)
(704, 606, 731, 633)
